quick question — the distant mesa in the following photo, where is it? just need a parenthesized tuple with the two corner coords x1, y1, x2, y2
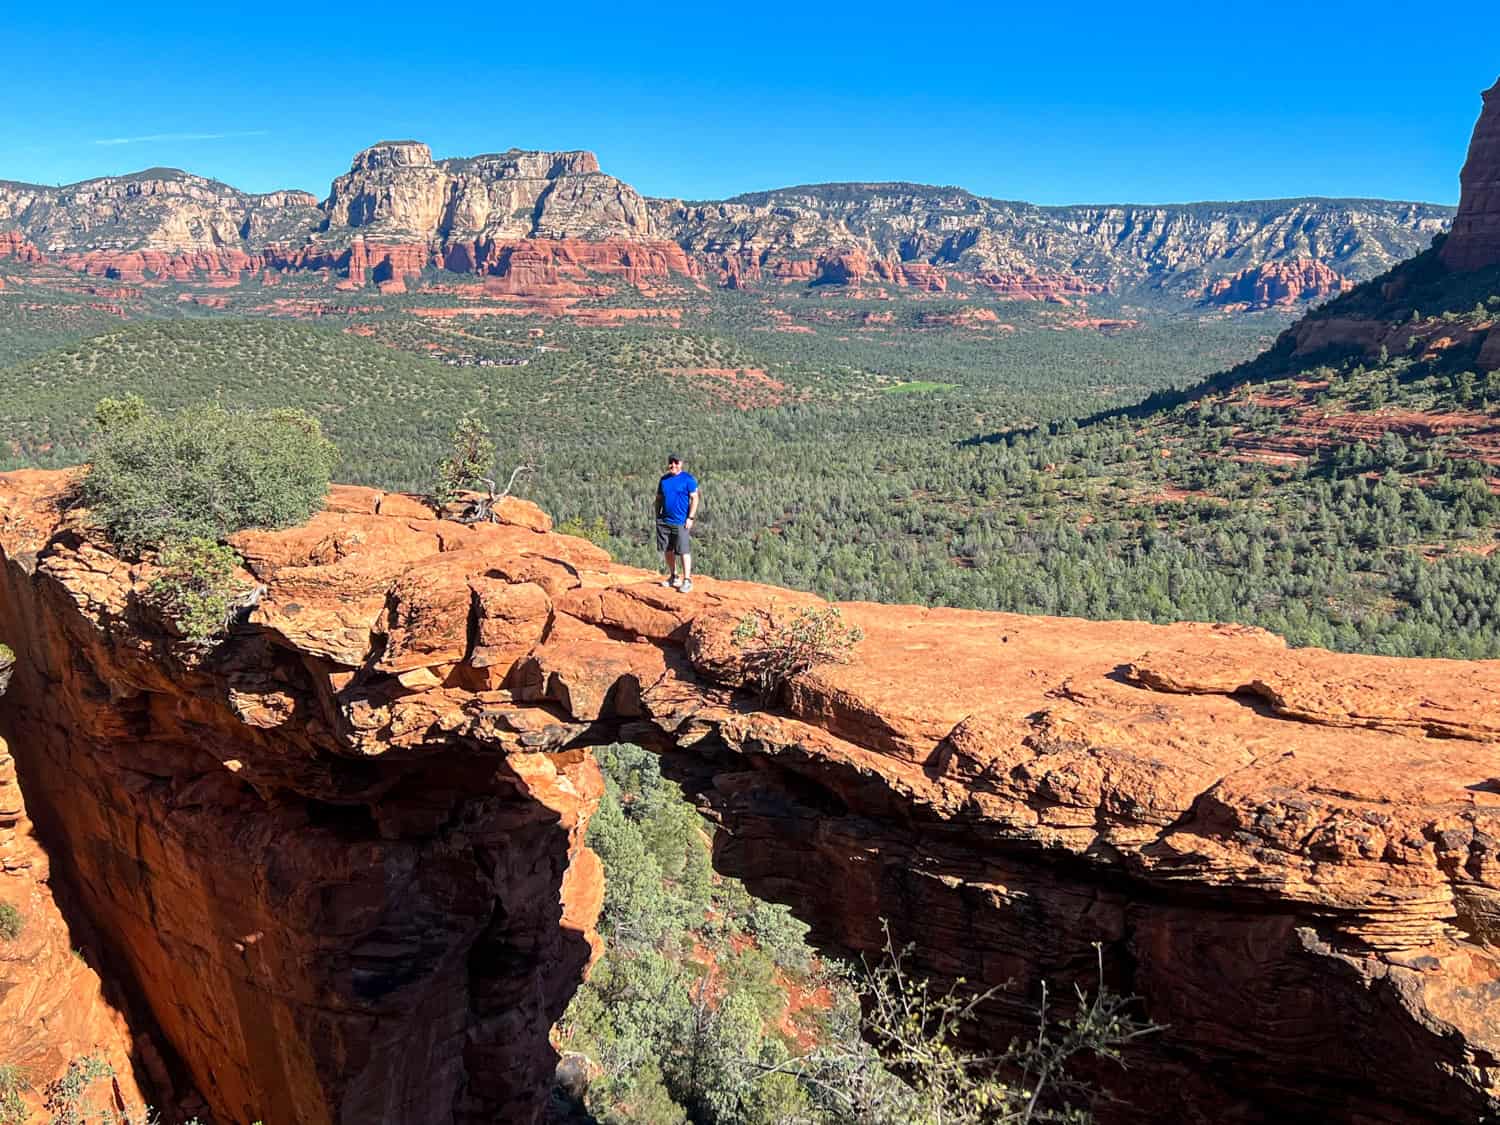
(1441, 77, 1500, 273)
(349, 139, 437, 170)
(0, 106, 1474, 307)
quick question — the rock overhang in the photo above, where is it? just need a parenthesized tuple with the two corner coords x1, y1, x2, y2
(0, 467, 1498, 1123)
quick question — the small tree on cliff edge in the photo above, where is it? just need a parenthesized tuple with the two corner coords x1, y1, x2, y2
(428, 410, 538, 521)
(732, 601, 865, 702)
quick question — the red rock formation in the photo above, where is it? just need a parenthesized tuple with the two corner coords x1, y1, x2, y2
(768, 258, 818, 282)
(0, 231, 44, 263)
(1482, 327, 1500, 371)
(1200, 258, 1350, 308)
(974, 269, 1103, 302)
(438, 237, 699, 293)
(1288, 314, 1500, 372)
(57, 248, 250, 283)
(813, 249, 872, 285)
(917, 307, 1013, 329)
(1443, 78, 1500, 273)
(177, 293, 231, 309)
(0, 474, 606, 1125)
(342, 238, 432, 289)
(750, 251, 953, 292)
(809, 251, 949, 291)
(0, 469, 1497, 1124)
(35, 245, 348, 286)
(894, 261, 947, 291)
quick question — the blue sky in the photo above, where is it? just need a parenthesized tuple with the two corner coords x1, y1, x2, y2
(2, 2, 1495, 205)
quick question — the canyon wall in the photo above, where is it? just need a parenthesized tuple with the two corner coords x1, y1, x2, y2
(0, 647, 149, 1121)
(0, 468, 1497, 1124)
(0, 473, 604, 1123)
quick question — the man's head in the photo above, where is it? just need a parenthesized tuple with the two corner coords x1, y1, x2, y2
(666, 454, 683, 475)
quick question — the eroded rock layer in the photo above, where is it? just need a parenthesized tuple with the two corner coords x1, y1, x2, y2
(1198, 257, 1349, 309)
(0, 474, 604, 1124)
(0, 468, 1497, 1124)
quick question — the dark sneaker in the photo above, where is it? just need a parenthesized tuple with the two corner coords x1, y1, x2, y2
(678, 579, 694, 593)
(662, 576, 681, 589)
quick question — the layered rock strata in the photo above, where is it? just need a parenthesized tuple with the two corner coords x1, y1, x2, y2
(1442, 78, 1500, 273)
(0, 473, 604, 1124)
(0, 468, 1497, 1124)
(1199, 257, 1349, 309)
(661, 188, 1448, 298)
(0, 135, 1454, 300)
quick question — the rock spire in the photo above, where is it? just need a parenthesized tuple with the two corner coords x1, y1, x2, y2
(1442, 77, 1500, 272)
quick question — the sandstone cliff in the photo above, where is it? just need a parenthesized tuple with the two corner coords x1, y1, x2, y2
(0, 142, 1451, 301)
(1442, 78, 1500, 273)
(0, 170, 320, 254)
(323, 141, 654, 244)
(0, 637, 148, 1120)
(0, 468, 1496, 1124)
(656, 186, 1448, 297)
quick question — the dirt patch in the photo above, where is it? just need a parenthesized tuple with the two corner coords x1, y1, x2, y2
(665, 366, 788, 408)
(1143, 487, 1226, 504)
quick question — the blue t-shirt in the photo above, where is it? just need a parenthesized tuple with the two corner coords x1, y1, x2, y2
(657, 472, 698, 525)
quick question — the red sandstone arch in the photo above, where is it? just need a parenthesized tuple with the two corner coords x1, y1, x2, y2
(0, 469, 1496, 1124)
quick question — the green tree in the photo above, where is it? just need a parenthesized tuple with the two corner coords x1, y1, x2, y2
(82, 400, 336, 552)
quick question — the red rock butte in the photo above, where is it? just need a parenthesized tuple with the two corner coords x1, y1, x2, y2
(1199, 258, 1349, 310)
(1443, 78, 1500, 273)
(0, 468, 1497, 1124)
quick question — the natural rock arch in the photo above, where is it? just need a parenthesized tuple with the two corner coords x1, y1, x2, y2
(0, 469, 1496, 1124)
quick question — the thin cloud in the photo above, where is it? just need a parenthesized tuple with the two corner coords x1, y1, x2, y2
(93, 130, 270, 146)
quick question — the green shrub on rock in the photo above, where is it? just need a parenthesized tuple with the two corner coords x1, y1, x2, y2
(145, 539, 255, 646)
(82, 397, 337, 552)
(0, 903, 23, 942)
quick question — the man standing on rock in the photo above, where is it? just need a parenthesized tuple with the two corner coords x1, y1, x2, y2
(657, 454, 699, 593)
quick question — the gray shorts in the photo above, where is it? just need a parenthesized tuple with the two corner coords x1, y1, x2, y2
(656, 520, 691, 554)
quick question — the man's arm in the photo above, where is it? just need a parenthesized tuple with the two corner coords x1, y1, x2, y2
(687, 488, 700, 524)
